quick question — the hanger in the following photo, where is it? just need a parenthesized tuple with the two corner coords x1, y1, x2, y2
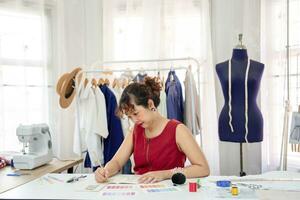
(98, 78, 105, 86)
(139, 67, 146, 75)
(114, 78, 123, 89)
(104, 78, 110, 85)
(122, 78, 129, 89)
(169, 61, 175, 82)
(161, 74, 165, 89)
(84, 78, 89, 88)
(101, 70, 113, 75)
(157, 70, 161, 79)
(112, 78, 117, 88)
(91, 78, 97, 87)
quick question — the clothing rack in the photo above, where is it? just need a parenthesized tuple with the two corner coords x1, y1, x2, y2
(74, 57, 203, 156)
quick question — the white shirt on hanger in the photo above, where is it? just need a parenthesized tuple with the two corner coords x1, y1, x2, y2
(73, 77, 87, 156)
(157, 87, 167, 118)
(73, 79, 108, 167)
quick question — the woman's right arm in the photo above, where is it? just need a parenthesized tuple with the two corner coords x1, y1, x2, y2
(95, 130, 134, 183)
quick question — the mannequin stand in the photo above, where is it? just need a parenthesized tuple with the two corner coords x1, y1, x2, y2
(240, 143, 246, 177)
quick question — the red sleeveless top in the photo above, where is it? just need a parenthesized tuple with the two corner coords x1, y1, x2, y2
(133, 119, 186, 175)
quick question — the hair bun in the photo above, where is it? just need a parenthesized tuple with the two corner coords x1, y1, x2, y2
(144, 76, 161, 96)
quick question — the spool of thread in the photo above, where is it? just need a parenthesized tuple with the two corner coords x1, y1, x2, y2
(216, 180, 231, 187)
(189, 182, 197, 192)
(231, 185, 239, 196)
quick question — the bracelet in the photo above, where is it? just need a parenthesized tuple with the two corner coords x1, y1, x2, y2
(171, 167, 184, 174)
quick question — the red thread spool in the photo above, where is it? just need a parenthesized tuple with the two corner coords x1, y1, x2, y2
(189, 182, 197, 192)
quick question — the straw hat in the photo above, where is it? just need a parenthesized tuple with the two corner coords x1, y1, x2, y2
(56, 73, 69, 95)
(56, 67, 82, 108)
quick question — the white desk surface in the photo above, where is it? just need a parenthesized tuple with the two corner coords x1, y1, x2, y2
(0, 171, 300, 200)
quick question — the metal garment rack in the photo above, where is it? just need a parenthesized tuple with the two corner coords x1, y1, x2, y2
(74, 57, 203, 156)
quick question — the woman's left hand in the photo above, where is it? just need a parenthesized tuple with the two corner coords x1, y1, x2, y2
(138, 171, 166, 184)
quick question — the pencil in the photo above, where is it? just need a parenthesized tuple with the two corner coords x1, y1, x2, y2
(92, 151, 108, 179)
(92, 151, 103, 168)
(47, 175, 64, 183)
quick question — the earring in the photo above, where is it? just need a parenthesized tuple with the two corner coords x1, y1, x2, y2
(151, 108, 156, 112)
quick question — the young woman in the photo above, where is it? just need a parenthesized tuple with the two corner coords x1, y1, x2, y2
(95, 77, 209, 183)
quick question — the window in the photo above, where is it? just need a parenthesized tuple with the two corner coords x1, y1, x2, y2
(287, 0, 300, 169)
(267, 0, 300, 170)
(0, 9, 51, 152)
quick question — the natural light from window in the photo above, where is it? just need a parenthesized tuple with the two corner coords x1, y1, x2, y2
(0, 10, 48, 152)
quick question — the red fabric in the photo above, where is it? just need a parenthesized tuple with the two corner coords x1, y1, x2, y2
(133, 119, 186, 175)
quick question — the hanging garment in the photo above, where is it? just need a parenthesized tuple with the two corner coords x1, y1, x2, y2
(157, 86, 167, 118)
(133, 119, 186, 175)
(133, 73, 147, 83)
(110, 86, 134, 136)
(165, 70, 184, 122)
(184, 68, 201, 135)
(73, 77, 87, 156)
(289, 112, 300, 144)
(74, 81, 109, 168)
(110, 85, 134, 174)
(110, 86, 123, 104)
(100, 84, 124, 165)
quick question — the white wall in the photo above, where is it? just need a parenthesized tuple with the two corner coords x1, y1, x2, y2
(211, 0, 262, 176)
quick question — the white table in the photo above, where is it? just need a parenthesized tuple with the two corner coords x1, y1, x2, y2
(0, 171, 300, 200)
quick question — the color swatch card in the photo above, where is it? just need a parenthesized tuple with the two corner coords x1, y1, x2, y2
(139, 184, 168, 189)
(139, 184, 181, 193)
(105, 185, 134, 190)
(101, 191, 137, 196)
(144, 187, 180, 193)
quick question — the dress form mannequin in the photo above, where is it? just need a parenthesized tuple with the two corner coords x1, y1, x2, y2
(216, 49, 264, 143)
(216, 35, 264, 176)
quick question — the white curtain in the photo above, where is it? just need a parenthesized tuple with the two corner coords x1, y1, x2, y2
(103, 0, 220, 175)
(261, 0, 300, 172)
(52, 0, 103, 161)
(0, 0, 51, 152)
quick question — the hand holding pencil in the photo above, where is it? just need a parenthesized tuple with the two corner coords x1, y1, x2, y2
(92, 151, 110, 183)
(95, 166, 110, 183)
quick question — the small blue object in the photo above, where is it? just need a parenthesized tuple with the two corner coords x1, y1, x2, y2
(6, 173, 20, 176)
(216, 180, 231, 187)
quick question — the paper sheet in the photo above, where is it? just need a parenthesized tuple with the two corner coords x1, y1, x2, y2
(108, 175, 139, 184)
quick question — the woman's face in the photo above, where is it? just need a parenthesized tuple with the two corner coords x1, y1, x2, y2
(127, 104, 153, 128)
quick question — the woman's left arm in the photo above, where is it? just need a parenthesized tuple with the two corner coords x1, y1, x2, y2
(174, 124, 210, 178)
(138, 124, 209, 183)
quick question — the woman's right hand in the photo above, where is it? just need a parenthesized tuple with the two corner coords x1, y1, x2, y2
(95, 167, 110, 183)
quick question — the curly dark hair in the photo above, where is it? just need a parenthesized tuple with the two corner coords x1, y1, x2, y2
(116, 76, 162, 117)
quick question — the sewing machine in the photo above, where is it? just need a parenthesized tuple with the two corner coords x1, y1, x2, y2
(13, 124, 53, 169)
